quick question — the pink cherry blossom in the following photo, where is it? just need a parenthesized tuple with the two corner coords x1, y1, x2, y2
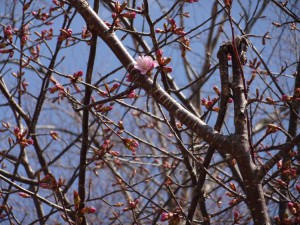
(134, 56, 158, 74)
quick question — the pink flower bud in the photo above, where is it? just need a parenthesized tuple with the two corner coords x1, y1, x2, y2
(77, 70, 83, 76)
(281, 94, 290, 102)
(110, 83, 120, 92)
(27, 139, 34, 145)
(155, 28, 164, 33)
(126, 74, 133, 82)
(88, 207, 96, 213)
(9, 51, 14, 58)
(81, 206, 96, 214)
(128, 90, 137, 99)
(162, 66, 173, 73)
(112, 13, 117, 18)
(234, 211, 239, 220)
(14, 127, 20, 134)
(19, 192, 31, 198)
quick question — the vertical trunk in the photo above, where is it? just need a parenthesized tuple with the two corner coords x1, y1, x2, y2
(230, 36, 271, 225)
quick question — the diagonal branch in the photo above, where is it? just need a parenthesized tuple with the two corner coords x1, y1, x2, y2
(67, 0, 231, 152)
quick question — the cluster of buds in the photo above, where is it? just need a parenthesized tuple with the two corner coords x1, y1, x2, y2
(29, 44, 41, 61)
(101, 139, 113, 151)
(0, 25, 14, 57)
(0, 48, 14, 58)
(95, 139, 115, 157)
(156, 18, 186, 36)
(114, 2, 127, 14)
(226, 182, 241, 206)
(112, 12, 136, 19)
(274, 215, 300, 225)
(155, 49, 173, 73)
(21, 45, 41, 69)
(123, 199, 139, 212)
(49, 82, 64, 94)
(123, 138, 139, 152)
(98, 83, 120, 97)
(112, 2, 136, 21)
(58, 28, 74, 45)
(3, 25, 13, 42)
(31, 2, 62, 24)
(39, 173, 58, 190)
(81, 26, 92, 39)
(282, 166, 297, 179)
(282, 88, 300, 102)
(13, 127, 34, 147)
(32, 8, 51, 22)
(35, 28, 53, 41)
(49, 81, 66, 103)
(161, 211, 180, 222)
(279, 161, 297, 180)
(26, 0, 63, 19)
(70, 70, 83, 93)
(201, 97, 219, 112)
(17, 24, 30, 47)
(162, 159, 172, 169)
(249, 58, 261, 70)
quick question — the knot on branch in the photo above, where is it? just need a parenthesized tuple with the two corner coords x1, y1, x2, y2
(217, 36, 250, 64)
(76, 0, 89, 9)
(235, 36, 250, 65)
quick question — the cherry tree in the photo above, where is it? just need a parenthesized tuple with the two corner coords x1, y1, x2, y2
(0, 0, 299, 224)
